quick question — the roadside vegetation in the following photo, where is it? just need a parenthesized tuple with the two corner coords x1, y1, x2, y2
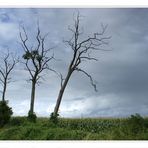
(0, 113, 148, 140)
(0, 11, 147, 140)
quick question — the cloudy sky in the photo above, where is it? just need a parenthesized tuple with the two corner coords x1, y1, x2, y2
(0, 8, 148, 118)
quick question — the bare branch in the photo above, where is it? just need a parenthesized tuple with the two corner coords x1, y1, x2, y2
(75, 68, 97, 92)
(0, 77, 4, 84)
(0, 68, 5, 79)
(19, 26, 29, 52)
(25, 60, 34, 79)
(36, 25, 41, 51)
(20, 24, 58, 85)
(0, 50, 18, 101)
(80, 56, 98, 61)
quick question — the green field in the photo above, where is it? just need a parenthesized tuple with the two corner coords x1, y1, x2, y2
(0, 115, 148, 140)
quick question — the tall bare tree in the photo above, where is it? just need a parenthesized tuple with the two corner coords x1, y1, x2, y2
(0, 50, 19, 102)
(20, 25, 55, 117)
(53, 13, 111, 117)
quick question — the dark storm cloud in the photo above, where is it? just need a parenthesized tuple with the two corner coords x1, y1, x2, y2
(0, 8, 147, 117)
(55, 8, 148, 117)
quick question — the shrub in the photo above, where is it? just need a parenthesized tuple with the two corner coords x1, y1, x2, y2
(50, 112, 59, 124)
(144, 118, 148, 128)
(27, 111, 37, 123)
(0, 100, 13, 127)
(123, 113, 145, 135)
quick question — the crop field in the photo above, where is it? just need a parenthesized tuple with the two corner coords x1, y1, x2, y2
(0, 114, 148, 140)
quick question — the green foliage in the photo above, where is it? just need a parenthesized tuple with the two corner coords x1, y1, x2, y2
(0, 127, 23, 140)
(124, 113, 145, 135)
(31, 50, 38, 55)
(23, 126, 43, 140)
(46, 128, 86, 140)
(22, 51, 32, 60)
(57, 118, 121, 133)
(9, 117, 26, 126)
(0, 101, 13, 127)
(23, 50, 43, 62)
(36, 55, 42, 61)
(144, 118, 148, 128)
(107, 114, 147, 140)
(0, 115, 148, 140)
(27, 111, 37, 123)
(50, 112, 59, 124)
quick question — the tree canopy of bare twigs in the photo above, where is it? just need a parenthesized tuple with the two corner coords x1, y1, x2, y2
(53, 12, 111, 117)
(0, 50, 19, 102)
(20, 24, 56, 117)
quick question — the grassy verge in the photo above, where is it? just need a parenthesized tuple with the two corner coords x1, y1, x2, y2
(0, 116, 148, 140)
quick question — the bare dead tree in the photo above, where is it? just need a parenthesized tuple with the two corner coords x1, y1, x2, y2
(20, 25, 55, 117)
(0, 50, 19, 102)
(53, 12, 111, 117)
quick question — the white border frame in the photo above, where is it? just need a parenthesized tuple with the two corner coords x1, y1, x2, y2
(0, 0, 148, 147)
(0, 141, 148, 148)
(0, 0, 147, 7)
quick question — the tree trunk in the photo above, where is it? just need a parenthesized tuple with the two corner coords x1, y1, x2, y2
(2, 79, 7, 102)
(29, 81, 36, 114)
(53, 69, 73, 116)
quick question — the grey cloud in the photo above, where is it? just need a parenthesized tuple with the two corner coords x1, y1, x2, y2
(0, 8, 147, 117)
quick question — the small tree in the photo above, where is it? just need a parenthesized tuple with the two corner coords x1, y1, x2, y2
(0, 100, 13, 127)
(20, 24, 55, 121)
(53, 12, 111, 117)
(0, 50, 18, 102)
(0, 50, 17, 126)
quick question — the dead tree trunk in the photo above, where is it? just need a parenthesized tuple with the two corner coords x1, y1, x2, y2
(2, 78, 7, 102)
(0, 51, 18, 102)
(30, 80, 36, 114)
(54, 67, 73, 116)
(20, 24, 56, 118)
(53, 12, 111, 117)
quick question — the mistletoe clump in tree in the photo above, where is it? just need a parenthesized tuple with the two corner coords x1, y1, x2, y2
(52, 12, 111, 119)
(20, 24, 56, 122)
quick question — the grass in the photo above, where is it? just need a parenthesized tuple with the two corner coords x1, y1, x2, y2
(0, 115, 148, 140)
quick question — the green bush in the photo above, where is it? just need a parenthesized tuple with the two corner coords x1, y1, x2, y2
(50, 112, 59, 124)
(27, 111, 37, 123)
(123, 113, 145, 135)
(0, 100, 13, 127)
(144, 118, 148, 128)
